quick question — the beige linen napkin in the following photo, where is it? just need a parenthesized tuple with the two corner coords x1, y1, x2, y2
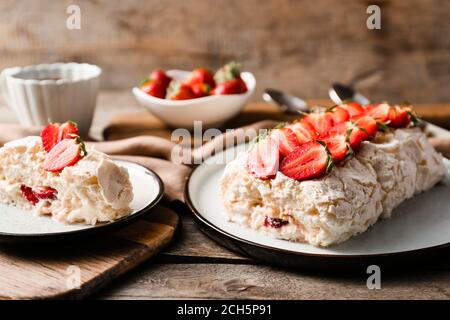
(429, 138, 450, 159)
(0, 121, 278, 202)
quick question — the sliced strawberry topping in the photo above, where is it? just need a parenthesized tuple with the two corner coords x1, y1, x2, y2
(289, 121, 317, 144)
(270, 128, 300, 157)
(246, 102, 420, 182)
(20, 185, 39, 205)
(388, 106, 410, 128)
(280, 141, 332, 181)
(302, 112, 334, 138)
(264, 216, 289, 228)
(247, 136, 280, 179)
(41, 121, 80, 153)
(339, 102, 365, 118)
(321, 133, 350, 163)
(328, 106, 350, 124)
(43, 138, 83, 172)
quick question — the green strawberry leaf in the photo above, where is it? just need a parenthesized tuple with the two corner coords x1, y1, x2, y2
(139, 77, 151, 87)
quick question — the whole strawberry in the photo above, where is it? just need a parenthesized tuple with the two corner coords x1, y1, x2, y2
(187, 68, 216, 89)
(166, 80, 197, 100)
(150, 69, 172, 88)
(212, 62, 247, 95)
(140, 78, 166, 99)
(139, 69, 172, 99)
(190, 82, 212, 98)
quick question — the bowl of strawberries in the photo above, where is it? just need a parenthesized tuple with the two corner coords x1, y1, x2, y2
(132, 62, 255, 129)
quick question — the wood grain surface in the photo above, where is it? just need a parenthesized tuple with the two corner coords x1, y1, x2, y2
(99, 263, 450, 300)
(0, 206, 179, 299)
(2, 0, 450, 104)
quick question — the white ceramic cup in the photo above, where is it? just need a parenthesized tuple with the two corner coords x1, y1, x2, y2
(0, 63, 101, 135)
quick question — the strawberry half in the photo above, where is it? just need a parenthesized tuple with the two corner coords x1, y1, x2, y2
(353, 115, 378, 138)
(247, 136, 280, 179)
(41, 121, 80, 153)
(348, 128, 365, 150)
(339, 102, 365, 118)
(365, 103, 390, 123)
(280, 141, 332, 181)
(345, 116, 377, 150)
(43, 138, 84, 172)
(289, 121, 317, 144)
(328, 106, 350, 124)
(41, 123, 60, 153)
(302, 112, 334, 138)
(388, 106, 410, 128)
(270, 128, 300, 157)
(58, 121, 79, 141)
(321, 133, 351, 163)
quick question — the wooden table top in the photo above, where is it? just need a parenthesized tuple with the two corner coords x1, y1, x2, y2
(1, 91, 450, 299)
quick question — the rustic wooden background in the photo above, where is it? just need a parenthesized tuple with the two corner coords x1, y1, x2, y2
(1, 0, 449, 103)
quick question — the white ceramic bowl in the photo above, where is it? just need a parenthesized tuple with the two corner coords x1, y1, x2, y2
(132, 70, 255, 129)
(0, 63, 101, 135)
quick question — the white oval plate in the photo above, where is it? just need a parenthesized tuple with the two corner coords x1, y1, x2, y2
(0, 160, 164, 242)
(186, 144, 450, 264)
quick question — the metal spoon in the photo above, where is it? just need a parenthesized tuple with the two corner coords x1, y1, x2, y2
(263, 88, 309, 114)
(328, 83, 370, 106)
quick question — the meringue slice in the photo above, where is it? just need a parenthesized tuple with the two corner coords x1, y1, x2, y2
(0, 136, 134, 225)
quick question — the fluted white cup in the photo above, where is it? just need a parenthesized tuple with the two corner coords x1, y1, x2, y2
(0, 63, 101, 135)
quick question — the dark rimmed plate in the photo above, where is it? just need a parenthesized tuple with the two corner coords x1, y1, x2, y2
(0, 160, 164, 244)
(185, 143, 450, 270)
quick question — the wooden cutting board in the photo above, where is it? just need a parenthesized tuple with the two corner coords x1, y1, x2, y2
(104, 101, 450, 141)
(0, 206, 179, 299)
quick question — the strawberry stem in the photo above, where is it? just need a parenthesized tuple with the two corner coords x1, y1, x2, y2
(376, 121, 390, 132)
(316, 140, 334, 173)
(139, 77, 151, 87)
